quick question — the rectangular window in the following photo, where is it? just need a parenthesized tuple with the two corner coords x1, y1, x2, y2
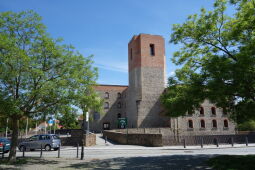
(150, 44, 155, 56)
(130, 48, 133, 60)
(103, 123, 110, 130)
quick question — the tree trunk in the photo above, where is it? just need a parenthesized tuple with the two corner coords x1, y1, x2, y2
(8, 116, 19, 162)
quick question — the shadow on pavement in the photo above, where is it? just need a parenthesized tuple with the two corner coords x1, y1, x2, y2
(64, 154, 215, 169)
(0, 157, 58, 166)
(99, 136, 117, 145)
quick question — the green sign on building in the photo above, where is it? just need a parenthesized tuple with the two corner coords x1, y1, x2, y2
(118, 118, 127, 129)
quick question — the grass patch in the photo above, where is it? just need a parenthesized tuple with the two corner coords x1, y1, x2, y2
(207, 155, 255, 170)
(0, 157, 29, 165)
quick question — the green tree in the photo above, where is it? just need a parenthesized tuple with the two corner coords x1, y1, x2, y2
(0, 11, 99, 161)
(57, 106, 80, 129)
(161, 0, 255, 123)
(237, 120, 255, 131)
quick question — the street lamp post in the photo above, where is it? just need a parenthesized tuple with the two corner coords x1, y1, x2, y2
(5, 118, 9, 138)
(86, 111, 89, 135)
(25, 118, 28, 138)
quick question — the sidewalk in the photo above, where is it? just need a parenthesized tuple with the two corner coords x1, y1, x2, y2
(92, 134, 255, 150)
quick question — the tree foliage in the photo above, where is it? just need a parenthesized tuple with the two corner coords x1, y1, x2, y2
(0, 11, 100, 161)
(57, 106, 80, 129)
(237, 120, 255, 131)
(161, 0, 255, 123)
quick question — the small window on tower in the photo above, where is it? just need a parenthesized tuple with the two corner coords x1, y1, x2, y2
(150, 44, 155, 56)
(130, 48, 133, 60)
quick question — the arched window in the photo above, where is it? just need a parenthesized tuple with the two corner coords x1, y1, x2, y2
(224, 119, 229, 128)
(211, 107, 216, 115)
(117, 92, 121, 99)
(117, 113, 121, 118)
(212, 119, 217, 128)
(188, 120, 193, 128)
(104, 102, 109, 109)
(104, 92, 109, 99)
(200, 120, 205, 128)
(117, 102, 121, 108)
(200, 107, 204, 115)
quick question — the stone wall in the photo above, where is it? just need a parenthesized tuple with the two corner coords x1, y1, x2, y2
(90, 85, 128, 132)
(103, 128, 254, 147)
(103, 130, 163, 147)
(61, 134, 96, 146)
(84, 134, 96, 147)
(171, 99, 236, 136)
(127, 34, 167, 128)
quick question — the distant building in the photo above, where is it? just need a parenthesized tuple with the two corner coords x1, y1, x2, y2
(90, 34, 235, 135)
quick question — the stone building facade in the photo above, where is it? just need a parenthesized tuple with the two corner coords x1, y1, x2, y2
(90, 34, 235, 135)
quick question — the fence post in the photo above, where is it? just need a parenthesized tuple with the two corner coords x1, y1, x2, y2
(77, 143, 79, 158)
(201, 138, 203, 148)
(58, 145, 60, 158)
(216, 138, 219, 147)
(22, 146, 25, 158)
(183, 139, 186, 148)
(2, 144, 5, 158)
(231, 137, 234, 147)
(245, 136, 248, 146)
(105, 136, 107, 143)
(81, 143, 84, 160)
(40, 144, 43, 158)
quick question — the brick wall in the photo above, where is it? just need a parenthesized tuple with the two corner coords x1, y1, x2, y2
(90, 85, 128, 132)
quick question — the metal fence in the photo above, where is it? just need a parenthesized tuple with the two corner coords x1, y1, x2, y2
(163, 134, 255, 146)
(0, 143, 86, 160)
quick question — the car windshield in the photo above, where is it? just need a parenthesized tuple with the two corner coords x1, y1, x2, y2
(52, 135, 60, 139)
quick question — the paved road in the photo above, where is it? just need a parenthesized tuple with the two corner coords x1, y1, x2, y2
(8, 134, 255, 160)
(1, 134, 255, 169)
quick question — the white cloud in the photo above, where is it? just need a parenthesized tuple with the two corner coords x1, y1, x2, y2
(93, 62, 128, 73)
(168, 71, 175, 77)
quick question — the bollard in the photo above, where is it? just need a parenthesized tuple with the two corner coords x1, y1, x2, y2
(245, 136, 248, 146)
(22, 146, 25, 158)
(2, 144, 5, 158)
(105, 136, 107, 144)
(81, 144, 84, 160)
(40, 144, 43, 158)
(183, 139, 186, 148)
(201, 138, 203, 148)
(77, 143, 79, 158)
(216, 138, 219, 147)
(58, 145, 60, 158)
(231, 137, 234, 147)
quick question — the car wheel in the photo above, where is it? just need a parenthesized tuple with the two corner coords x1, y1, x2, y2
(45, 145, 51, 151)
(19, 145, 26, 152)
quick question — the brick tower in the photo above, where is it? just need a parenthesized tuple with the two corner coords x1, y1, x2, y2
(127, 34, 167, 128)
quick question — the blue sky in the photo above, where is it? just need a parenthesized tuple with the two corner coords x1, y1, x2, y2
(1, 0, 233, 85)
